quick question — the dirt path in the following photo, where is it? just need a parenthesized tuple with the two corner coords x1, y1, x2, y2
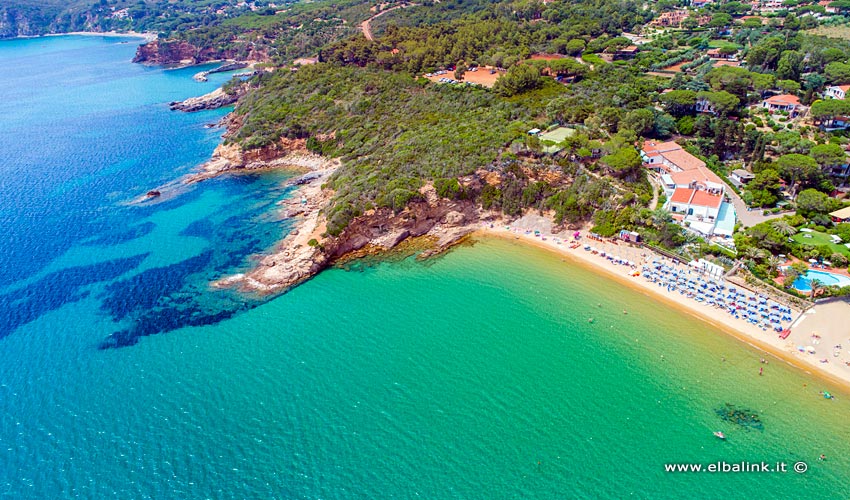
(360, 4, 412, 41)
(648, 174, 660, 210)
(573, 55, 592, 71)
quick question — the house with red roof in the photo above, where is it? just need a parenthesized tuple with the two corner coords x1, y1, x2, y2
(761, 94, 803, 117)
(824, 85, 850, 100)
(642, 141, 736, 236)
(818, 0, 838, 13)
(706, 48, 737, 61)
(640, 141, 708, 174)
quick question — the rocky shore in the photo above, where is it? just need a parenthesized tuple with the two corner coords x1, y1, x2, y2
(198, 133, 491, 294)
(169, 87, 240, 112)
(180, 126, 498, 295)
(228, 183, 490, 294)
(193, 61, 249, 82)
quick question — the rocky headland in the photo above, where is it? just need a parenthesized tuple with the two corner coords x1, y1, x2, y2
(169, 87, 241, 112)
(133, 39, 268, 66)
(185, 114, 496, 295)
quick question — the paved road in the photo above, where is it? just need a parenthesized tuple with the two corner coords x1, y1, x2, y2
(727, 188, 786, 228)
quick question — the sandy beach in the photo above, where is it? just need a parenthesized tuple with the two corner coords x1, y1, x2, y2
(477, 216, 850, 392)
(53, 31, 156, 42)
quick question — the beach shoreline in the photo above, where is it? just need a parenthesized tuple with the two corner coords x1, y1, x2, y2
(49, 31, 156, 42)
(3, 31, 157, 42)
(475, 225, 850, 393)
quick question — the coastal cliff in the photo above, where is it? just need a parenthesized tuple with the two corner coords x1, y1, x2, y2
(133, 39, 268, 66)
(192, 119, 494, 295)
(228, 182, 488, 294)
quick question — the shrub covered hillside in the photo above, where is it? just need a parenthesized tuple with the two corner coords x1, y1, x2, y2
(232, 64, 560, 234)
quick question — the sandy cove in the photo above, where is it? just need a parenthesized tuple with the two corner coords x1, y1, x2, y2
(183, 132, 850, 391)
(46, 31, 157, 42)
(477, 217, 850, 392)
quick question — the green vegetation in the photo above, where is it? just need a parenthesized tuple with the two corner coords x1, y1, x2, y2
(791, 230, 850, 257)
(233, 64, 571, 234)
(19, 0, 850, 298)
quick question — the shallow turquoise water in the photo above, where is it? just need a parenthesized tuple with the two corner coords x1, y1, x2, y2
(1, 36, 850, 499)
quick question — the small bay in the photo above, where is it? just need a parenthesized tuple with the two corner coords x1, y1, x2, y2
(0, 36, 848, 499)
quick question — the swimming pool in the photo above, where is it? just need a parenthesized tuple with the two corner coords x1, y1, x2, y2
(792, 269, 850, 292)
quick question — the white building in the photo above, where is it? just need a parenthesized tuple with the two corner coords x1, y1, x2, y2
(761, 94, 804, 116)
(824, 85, 850, 100)
(642, 141, 736, 236)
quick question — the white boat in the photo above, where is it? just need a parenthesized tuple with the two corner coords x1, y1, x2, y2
(713, 431, 726, 440)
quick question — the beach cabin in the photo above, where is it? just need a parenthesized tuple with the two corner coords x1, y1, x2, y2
(619, 230, 640, 243)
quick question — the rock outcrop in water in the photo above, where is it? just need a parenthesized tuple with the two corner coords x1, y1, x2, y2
(169, 87, 240, 112)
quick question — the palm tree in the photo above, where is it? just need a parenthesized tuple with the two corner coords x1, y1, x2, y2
(767, 256, 783, 275)
(650, 207, 671, 229)
(744, 247, 768, 262)
(771, 220, 797, 237)
(810, 278, 823, 299)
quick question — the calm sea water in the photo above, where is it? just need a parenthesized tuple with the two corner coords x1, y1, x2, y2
(1, 36, 850, 499)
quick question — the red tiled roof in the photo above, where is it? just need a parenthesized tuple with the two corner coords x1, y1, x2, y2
(764, 94, 800, 106)
(670, 188, 695, 204)
(663, 148, 706, 171)
(642, 140, 681, 155)
(669, 165, 723, 187)
(691, 190, 723, 209)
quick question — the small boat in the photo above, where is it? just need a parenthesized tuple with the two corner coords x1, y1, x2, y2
(713, 431, 726, 440)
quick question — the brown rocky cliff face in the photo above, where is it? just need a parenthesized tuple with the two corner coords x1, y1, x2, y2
(133, 39, 269, 65)
(132, 39, 230, 65)
(322, 196, 482, 261)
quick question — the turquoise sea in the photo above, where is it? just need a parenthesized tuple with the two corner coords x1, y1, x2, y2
(1, 35, 850, 499)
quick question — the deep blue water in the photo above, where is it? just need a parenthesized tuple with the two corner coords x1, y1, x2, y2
(0, 35, 292, 348)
